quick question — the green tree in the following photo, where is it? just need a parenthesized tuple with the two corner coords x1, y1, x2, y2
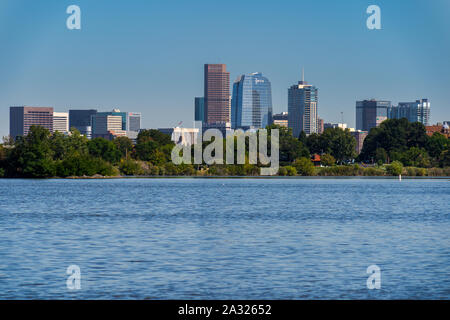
(401, 147, 431, 167)
(359, 119, 429, 162)
(135, 140, 167, 165)
(119, 159, 141, 176)
(293, 157, 315, 176)
(137, 129, 173, 146)
(278, 167, 288, 176)
(319, 128, 356, 163)
(298, 131, 308, 145)
(267, 125, 309, 163)
(387, 160, 403, 176)
(439, 147, 450, 168)
(114, 136, 134, 159)
(284, 166, 297, 176)
(66, 129, 89, 156)
(0, 144, 6, 177)
(375, 148, 388, 164)
(320, 153, 336, 166)
(49, 131, 68, 160)
(426, 132, 448, 159)
(306, 133, 323, 155)
(8, 126, 56, 178)
(87, 138, 121, 164)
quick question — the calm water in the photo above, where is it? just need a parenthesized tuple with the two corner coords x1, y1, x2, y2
(0, 178, 448, 299)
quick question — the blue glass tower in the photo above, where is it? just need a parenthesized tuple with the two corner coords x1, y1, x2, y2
(194, 97, 205, 123)
(231, 72, 273, 129)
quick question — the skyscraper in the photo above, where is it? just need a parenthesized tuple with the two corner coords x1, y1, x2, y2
(69, 109, 98, 139)
(288, 71, 318, 137)
(356, 100, 391, 132)
(194, 97, 205, 123)
(10, 106, 53, 139)
(127, 112, 141, 132)
(388, 99, 430, 126)
(53, 112, 69, 134)
(231, 72, 273, 129)
(204, 64, 230, 124)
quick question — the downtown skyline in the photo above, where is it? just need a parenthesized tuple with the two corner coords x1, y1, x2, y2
(0, 0, 449, 138)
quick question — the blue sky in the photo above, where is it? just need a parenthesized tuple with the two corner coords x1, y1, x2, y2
(0, 0, 449, 137)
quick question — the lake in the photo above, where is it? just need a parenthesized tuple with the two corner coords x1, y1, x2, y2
(0, 178, 448, 299)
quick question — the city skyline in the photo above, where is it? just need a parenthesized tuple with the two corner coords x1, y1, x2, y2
(1, 0, 450, 138)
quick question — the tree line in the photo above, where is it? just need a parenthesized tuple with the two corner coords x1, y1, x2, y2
(0, 118, 448, 178)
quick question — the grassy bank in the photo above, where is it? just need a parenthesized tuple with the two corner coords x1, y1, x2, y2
(38, 162, 450, 178)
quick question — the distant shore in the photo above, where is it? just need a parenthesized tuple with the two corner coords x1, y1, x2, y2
(1, 175, 449, 180)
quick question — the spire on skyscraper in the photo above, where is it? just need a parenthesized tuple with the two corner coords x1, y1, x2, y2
(299, 67, 307, 85)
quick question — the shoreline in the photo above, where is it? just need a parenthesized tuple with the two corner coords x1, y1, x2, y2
(1, 175, 449, 180)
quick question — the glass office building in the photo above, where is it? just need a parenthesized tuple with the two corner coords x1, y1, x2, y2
(388, 99, 430, 126)
(127, 112, 141, 132)
(195, 97, 205, 123)
(69, 109, 98, 139)
(356, 100, 391, 132)
(92, 109, 127, 135)
(231, 72, 273, 129)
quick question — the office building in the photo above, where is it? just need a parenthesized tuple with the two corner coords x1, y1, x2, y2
(324, 123, 348, 130)
(356, 99, 391, 132)
(92, 114, 127, 140)
(53, 112, 69, 134)
(10, 106, 53, 139)
(272, 112, 289, 128)
(288, 72, 318, 137)
(388, 99, 430, 126)
(318, 118, 324, 134)
(94, 109, 127, 131)
(69, 109, 98, 139)
(127, 112, 141, 132)
(195, 97, 205, 123)
(231, 72, 273, 129)
(204, 64, 230, 124)
(159, 127, 200, 146)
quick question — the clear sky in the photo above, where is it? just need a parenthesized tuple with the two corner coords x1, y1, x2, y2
(0, 0, 449, 138)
